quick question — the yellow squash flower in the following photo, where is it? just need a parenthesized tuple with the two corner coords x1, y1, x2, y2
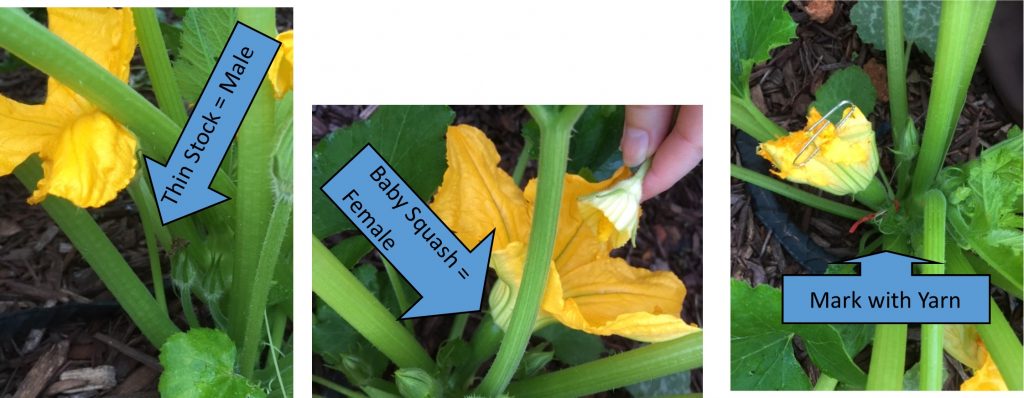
(432, 125, 700, 343)
(0, 8, 137, 208)
(268, 30, 293, 99)
(579, 159, 648, 248)
(961, 341, 1008, 391)
(756, 106, 878, 196)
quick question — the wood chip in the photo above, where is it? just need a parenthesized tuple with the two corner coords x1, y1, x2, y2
(58, 365, 116, 394)
(14, 340, 69, 398)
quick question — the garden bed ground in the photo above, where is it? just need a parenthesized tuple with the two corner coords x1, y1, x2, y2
(312, 105, 704, 395)
(730, 1, 1022, 389)
(0, 8, 293, 395)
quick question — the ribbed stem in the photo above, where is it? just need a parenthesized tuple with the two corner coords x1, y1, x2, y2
(133, 8, 187, 125)
(312, 237, 435, 371)
(910, 0, 995, 196)
(507, 332, 702, 397)
(946, 245, 1023, 390)
(918, 190, 946, 390)
(475, 106, 581, 396)
(865, 238, 910, 390)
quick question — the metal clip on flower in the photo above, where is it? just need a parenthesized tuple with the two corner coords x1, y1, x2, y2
(793, 100, 856, 166)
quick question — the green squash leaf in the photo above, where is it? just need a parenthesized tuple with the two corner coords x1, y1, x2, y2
(521, 105, 625, 181)
(731, 280, 868, 390)
(312, 106, 454, 238)
(173, 8, 237, 103)
(730, 0, 797, 97)
(535, 324, 606, 366)
(812, 66, 878, 123)
(939, 128, 1023, 298)
(158, 328, 266, 398)
(850, 0, 940, 59)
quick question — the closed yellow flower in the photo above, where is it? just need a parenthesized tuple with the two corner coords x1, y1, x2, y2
(268, 30, 293, 99)
(0, 8, 137, 208)
(579, 160, 648, 248)
(961, 341, 1008, 391)
(432, 125, 700, 343)
(756, 106, 878, 196)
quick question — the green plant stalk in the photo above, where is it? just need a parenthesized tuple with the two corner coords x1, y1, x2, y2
(126, 179, 169, 314)
(884, 1, 909, 151)
(910, 0, 995, 196)
(229, 8, 279, 378)
(731, 95, 786, 142)
(312, 237, 435, 371)
(312, 375, 367, 398)
(132, 7, 187, 126)
(0, 8, 236, 198)
(448, 313, 469, 341)
(866, 324, 907, 390)
(946, 246, 1023, 390)
(507, 332, 702, 397)
(512, 137, 534, 185)
(814, 374, 839, 391)
(476, 105, 582, 396)
(382, 257, 415, 332)
(866, 237, 911, 390)
(13, 158, 180, 347)
(454, 315, 503, 389)
(731, 164, 870, 220)
(918, 190, 946, 390)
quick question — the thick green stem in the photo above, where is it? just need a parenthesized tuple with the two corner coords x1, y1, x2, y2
(448, 314, 469, 341)
(918, 190, 946, 390)
(731, 164, 871, 220)
(133, 8, 187, 125)
(13, 158, 180, 347)
(946, 246, 1023, 390)
(476, 106, 580, 396)
(910, 0, 995, 196)
(507, 332, 702, 397)
(883, 2, 916, 196)
(866, 238, 910, 390)
(814, 374, 839, 391)
(0, 8, 236, 198)
(312, 237, 435, 371)
(229, 8, 279, 378)
(884, 1, 909, 147)
(312, 375, 367, 398)
(731, 95, 786, 142)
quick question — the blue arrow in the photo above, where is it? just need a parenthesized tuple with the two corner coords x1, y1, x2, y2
(782, 250, 990, 324)
(321, 144, 495, 319)
(144, 22, 280, 225)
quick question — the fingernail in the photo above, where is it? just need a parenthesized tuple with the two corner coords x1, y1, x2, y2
(622, 128, 648, 167)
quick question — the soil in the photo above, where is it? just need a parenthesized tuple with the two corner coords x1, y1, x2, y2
(731, 0, 1022, 390)
(312, 105, 704, 395)
(0, 8, 293, 395)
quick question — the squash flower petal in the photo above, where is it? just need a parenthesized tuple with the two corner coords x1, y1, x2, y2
(0, 8, 138, 208)
(756, 106, 878, 196)
(579, 160, 648, 248)
(961, 342, 1008, 391)
(433, 124, 700, 342)
(268, 30, 293, 99)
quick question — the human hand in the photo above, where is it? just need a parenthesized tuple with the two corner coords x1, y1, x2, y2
(620, 105, 703, 200)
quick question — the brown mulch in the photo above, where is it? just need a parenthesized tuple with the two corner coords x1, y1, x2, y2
(731, 0, 1022, 390)
(312, 105, 703, 395)
(1, 7, 294, 395)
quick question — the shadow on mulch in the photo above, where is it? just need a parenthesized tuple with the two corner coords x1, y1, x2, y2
(312, 105, 703, 395)
(731, 1, 1022, 390)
